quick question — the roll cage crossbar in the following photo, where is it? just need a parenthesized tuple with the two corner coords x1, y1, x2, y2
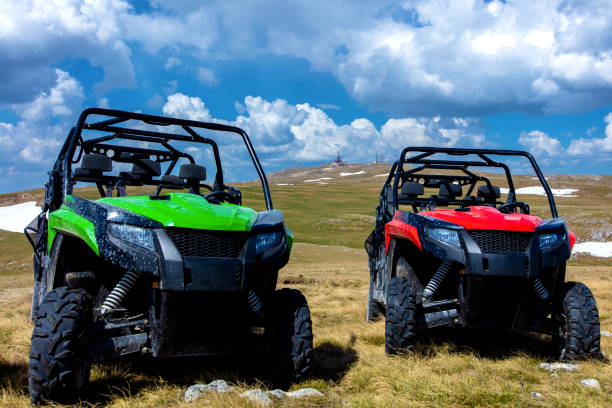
(48, 108, 273, 210)
(384, 147, 558, 218)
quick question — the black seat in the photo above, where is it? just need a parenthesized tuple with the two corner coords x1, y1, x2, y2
(439, 183, 462, 199)
(179, 164, 206, 181)
(74, 154, 112, 177)
(477, 185, 501, 203)
(180, 164, 206, 194)
(400, 182, 424, 198)
(117, 159, 161, 186)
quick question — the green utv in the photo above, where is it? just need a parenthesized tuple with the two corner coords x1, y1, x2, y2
(24, 108, 313, 404)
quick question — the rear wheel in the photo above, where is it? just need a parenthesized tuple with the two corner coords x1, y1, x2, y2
(385, 273, 418, 355)
(29, 287, 93, 404)
(554, 282, 603, 361)
(269, 289, 314, 380)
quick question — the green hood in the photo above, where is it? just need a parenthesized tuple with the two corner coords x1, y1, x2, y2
(97, 193, 258, 231)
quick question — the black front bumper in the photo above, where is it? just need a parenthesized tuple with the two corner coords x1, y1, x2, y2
(147, 225, 289, 357)
(419, 223, 571, 331)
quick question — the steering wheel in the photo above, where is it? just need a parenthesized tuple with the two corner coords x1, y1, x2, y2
(205, 190, 235, 204)
(497, 201, 530, 214)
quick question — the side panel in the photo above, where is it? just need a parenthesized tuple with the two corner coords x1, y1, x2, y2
(48, 206, 99, 255)
(385, 217, 422, 251)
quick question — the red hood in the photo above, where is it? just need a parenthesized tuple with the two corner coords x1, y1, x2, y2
(420, 206, 543, 232)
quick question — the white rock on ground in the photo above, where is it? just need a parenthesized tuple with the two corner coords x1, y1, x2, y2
(266, 389, 286, 398)
(539, 362, 580, 372)
(184, 385, 211, 403)
(240, 389, 272, 406)
(531, 392, 543, 398)
(580, 379, 601, 389)
(184, 380, 235, 402)
(286, 388, 325, 398)
(601, 330, 611, 337)
(0, 202, 41, 232)
(207, 380, 234, 393)
(185, 380, 324, 403)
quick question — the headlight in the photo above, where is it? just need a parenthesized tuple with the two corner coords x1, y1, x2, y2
(108, 223, 155, 251)
(539, 232, 563, 248)
(255, 232, 282, 254)
(427, 227, 461, 246)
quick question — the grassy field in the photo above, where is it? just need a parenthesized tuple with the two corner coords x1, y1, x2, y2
(1, 167, 612, 406)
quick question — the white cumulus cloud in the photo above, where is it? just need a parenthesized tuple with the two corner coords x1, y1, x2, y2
(4, 0, 612, 117)
(161, 92, 489, 171)
(0, 69, 84, 177)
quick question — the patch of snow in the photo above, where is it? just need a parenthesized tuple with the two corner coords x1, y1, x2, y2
(374, 173, 388, 177)
(580, 379, 601, 389)
(601, 330, 611, 337)
(499, 186, 578, 197)
(275, 183, 294, 186)
(0, 201, 42, 232)
(573, 242, 612, 258)
(304, 177, 332, 182)
(539, 362, 579, 372)
(339, 170, 365, 176)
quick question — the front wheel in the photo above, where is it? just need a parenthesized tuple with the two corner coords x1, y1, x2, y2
(385, 275, 418, 355)
(29, 287, 93, 404)
(554, 282, 603, 361)
(269, 289, 314, 380)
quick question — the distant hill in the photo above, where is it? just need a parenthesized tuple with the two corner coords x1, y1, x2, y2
(266, 162, 393, 185)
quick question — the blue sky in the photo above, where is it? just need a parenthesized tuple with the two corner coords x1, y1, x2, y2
(1, 0, 612, 192)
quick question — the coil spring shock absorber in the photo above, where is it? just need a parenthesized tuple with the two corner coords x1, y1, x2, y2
(101, 270, 142, 315)
(423, 260, 452, 301)
(532, 278, 550, 300)
(246, 289, 263, 316)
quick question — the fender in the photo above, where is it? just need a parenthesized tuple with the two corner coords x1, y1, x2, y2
(48, 206, 99, 256)
(385, 211, 422, 252)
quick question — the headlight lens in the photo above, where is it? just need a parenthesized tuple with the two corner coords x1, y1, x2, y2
(539, 232, 563, 248)
(108, 223, 155, 251)
(427, 227, 461, 246)
(255, 232, 282, 254)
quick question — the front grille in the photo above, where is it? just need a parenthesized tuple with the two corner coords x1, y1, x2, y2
(165, 228, 247, 258)
(468, 230, 532, 253)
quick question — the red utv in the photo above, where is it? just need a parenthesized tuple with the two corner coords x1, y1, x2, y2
(364, 147, 603, 360)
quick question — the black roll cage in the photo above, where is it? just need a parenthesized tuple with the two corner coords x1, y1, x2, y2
(49, 108, 273, 210)
(382, 147, 558, 218)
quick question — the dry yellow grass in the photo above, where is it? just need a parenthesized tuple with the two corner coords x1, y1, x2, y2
(1, 167, 612, 406)
(1, 243, 611, 407)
